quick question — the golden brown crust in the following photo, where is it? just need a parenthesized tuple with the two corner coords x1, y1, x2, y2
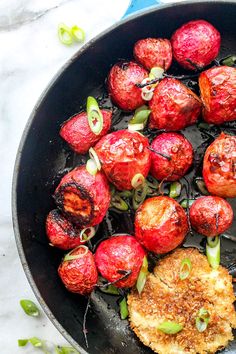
(128, 248, 236, 354)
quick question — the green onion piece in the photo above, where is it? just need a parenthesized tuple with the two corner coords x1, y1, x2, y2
(29, 337, 43, 347)
(80, 227, 96, 242)
(149, 66, 164, 80)
(206, 236, 220, 269)
(207, 236, 219, 248)
(110, 194, 129, 211)
(132, 181, 148, 210)
(195, 178, 209, 195)
(221, 55, 236, 67)
(146, 186, 159, 197)
(89, 147, 102, 170)
(157, 321, 183, 334)
(136, 256, 149, 294)
(99, 284, 119, 295)
(86, 159, 98, 176)
(55, 346, 80, 354)
(70, 25, 85, 43)
(20, 299, 40, 317)
(18, 339, 28, 347)
(169, 181, 182, 199)
(58, 23, 73, 46)
(195, 308, 210, 332)
(118, 190, 133, 198)
(119, 297, 129, 320)
(180, 199, 195, 209)
(129, 106, 151, 125)
(64, 245, 88, 262)
(179, 258, 192, 280)
(87, 96, 103, 135)
(131, 173, 145, 189)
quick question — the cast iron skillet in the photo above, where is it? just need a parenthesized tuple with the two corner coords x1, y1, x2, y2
(12, 1, 236, 353)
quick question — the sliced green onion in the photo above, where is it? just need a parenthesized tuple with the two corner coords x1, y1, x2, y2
(141, 90, 154, 101)
(119, 297, 129, 320)
(86, 96, 103, 135)
(128, 122, 145, 131)
(131, 173, 145, 189)
(169, 181, 182, 199)
(89, 147, 101, 170)
(149, 66, 164, 80)
(28, 337, 43, 347)
(18, 339, 29, 347)
(146, 186, 159, 196)
(195, 308, 210, 332)
(132, 181, 148, 210)
(157, 321, 183, 334)
(70, 25, 85, 43)
(206, 236, 220, 269)
(136, 256, 148, 294)
(55, 346, 80, 354)
(118, 190, 133, 198)
(99, 284, 119, 295)
(110, 194, 129, 211)
(130, 106, 151, 124)
(221, 55, 236, 67)
(207, 236, 219, 248)
(80, 227, 96, 242)
(179, 258, 192, 280)
(58, 23, 73, 46)
(86, 158, 98, 176)
(180, 199, 195, 209)
(64, 245, 88, 262)
(20, 299, 40, 317)
(146, 175, 159, 189)
(195, 178, 209, 195)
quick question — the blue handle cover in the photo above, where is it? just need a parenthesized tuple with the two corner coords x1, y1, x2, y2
(123, 0, 160, 18)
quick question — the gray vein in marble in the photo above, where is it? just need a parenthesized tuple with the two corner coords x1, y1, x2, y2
(0, 0, 72, 31)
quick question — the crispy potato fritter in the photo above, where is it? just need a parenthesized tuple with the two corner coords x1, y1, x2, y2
(128, 248, 236, 354)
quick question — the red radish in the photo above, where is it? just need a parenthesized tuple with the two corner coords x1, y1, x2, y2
(60, 110, 112, 154)
(149, 78, 201, 131)
(199, 66, 236, 124)
(108, 61, 148, 111)
(54, 165, 110, 227)
(135, 196, 188, 254)
(95, 235, 146, 288)
(203, 133, 236, 198)
(150, 132, 193, 181)
(58, 246, 98, 295)
(133, 38, 172, 70)
(171, 19, 221, 70)
(94, 130, 151, 190)
(190, 196, 233, 237)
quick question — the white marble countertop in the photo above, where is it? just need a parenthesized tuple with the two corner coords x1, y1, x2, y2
(0, 0, 191, 353)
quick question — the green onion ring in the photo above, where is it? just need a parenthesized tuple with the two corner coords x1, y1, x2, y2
(149, 66, 164, 80)
(146, 175, 159, 189)
(131, 173, 145, 189)
(119, 297, 129, 320)
(71, 25, 85, 43)
(195, 308, 210, 332)
(86, 96, 103, 135)
(169, 181, 182, 199)
(195, 178, 209, 196)
(128, 122, 144, 131)
(58, 23, 73, 45)
(20, 299, 40, 317)
(79, 227, 96, 243)
(132, 181, 148, 210)
(89, 147, 101, 170)
(179, 258, 192, 280)
(117, 190, 133, 198)
(206, 236, 220, 269)
(110, 194, 129, 211)
(207, 236, 219, 248)
(157, 321, 183, 334)
(64, 245, 88, 262)
(136, 256, 149, 294)
(99, 284, 119, 295)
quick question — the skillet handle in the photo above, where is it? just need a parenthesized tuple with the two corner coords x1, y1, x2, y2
(122, 0, 159, 18)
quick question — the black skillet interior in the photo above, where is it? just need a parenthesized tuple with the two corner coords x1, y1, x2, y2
(13, 2, 236, 353)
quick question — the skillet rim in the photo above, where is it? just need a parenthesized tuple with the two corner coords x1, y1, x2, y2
(12, 1, 236, 352)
